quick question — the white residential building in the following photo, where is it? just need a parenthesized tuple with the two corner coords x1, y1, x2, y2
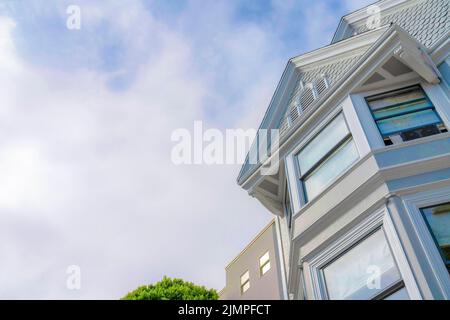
(236, 0, 450, 300)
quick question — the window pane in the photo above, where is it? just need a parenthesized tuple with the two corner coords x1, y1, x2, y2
(384, 287, 409, 300)
(261, 262, 271, 275)
(240, 271, 249, 284)
(376, 109, 441, 135)
(297, 114, 349, 174)
(367, 86, 425, 110)
(421, 203, 450, 264)
(372, 98, 432, 120)
(242, 281, 250, 293)
(366, 86, 445, 144)
(259, 251, 270, 266)
(322, 229, 401, 300)
(304, 138, 358, 200)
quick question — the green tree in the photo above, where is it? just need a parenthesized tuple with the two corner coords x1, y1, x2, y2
(122, 277, 219, 300)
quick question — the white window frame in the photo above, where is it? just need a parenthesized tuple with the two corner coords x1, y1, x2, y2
(351, 79, 450, 151)
(303, 206, 422, 300)
(296, 114, 355, 203)
(286, 109, 360, 209)
(284, 100, 371, 221)
(402, 185, 450, 298)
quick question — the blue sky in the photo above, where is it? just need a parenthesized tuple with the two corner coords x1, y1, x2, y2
(0, 0, 374, 299)
(3, 0, 373, 101)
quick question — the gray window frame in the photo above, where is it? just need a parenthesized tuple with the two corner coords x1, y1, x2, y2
(295, 113, 355, 203)
(304, 206, 422, 300)
(319, 226, 406, 300)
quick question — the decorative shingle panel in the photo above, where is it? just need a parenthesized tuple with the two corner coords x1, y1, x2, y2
(299, 84, 317, 112)
(277, 0, 449, 132)
(352, 0, 449, 48)
(278, 54, 362, 129)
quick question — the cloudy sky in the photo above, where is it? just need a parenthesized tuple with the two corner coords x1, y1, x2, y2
(0, 0, 374, 299)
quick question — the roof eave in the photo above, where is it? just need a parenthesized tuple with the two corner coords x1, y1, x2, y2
(238, 24, 442, 189)
(236, 27, 389, 186)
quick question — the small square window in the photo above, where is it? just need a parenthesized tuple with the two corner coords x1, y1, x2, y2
(259, 251, 271, 276)
(240, 270, 250, 294)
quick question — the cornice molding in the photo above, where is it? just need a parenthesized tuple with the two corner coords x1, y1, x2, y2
(291, 27, 387, 69)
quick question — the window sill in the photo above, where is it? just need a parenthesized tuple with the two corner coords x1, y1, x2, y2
(372, 131, 450, 154)
(291, 133, 450, 224)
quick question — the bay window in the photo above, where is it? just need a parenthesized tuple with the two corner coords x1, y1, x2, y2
(321, 228, 408, 300)
(296, 113, 359, 202)
(366, 85, 447, 145)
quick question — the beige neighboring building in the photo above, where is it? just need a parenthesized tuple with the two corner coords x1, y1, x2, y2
(220, 219, 287, 300)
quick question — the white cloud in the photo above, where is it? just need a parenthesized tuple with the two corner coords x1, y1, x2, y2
(0, 0, 365, 299)
(343, 0, 377, 12)
(0, 4, 271, 298)
(0, 144, 48, 209)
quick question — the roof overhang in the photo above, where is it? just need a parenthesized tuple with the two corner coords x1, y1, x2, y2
(392, 30, 441, 84)
(236, 27, 389, 186)
(238, 24, 443, 192)
(291, 26, 388, 68)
